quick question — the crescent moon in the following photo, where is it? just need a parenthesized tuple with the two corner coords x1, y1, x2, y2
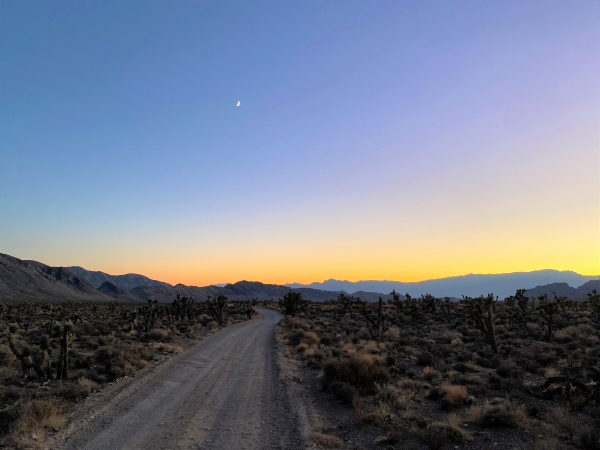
(236, 101, 240, 107)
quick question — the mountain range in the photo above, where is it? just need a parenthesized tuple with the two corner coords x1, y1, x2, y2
(0, 252, 597, 303)
(287, 270, 599, 299)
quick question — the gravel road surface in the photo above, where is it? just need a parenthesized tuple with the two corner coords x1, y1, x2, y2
(54, 308, 304, 450)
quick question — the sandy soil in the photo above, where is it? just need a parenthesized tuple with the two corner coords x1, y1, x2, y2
(50, 309, 306, 450)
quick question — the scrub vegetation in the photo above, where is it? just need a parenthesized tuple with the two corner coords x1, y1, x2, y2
(278, 290, 600, 449)
(0, 296, 254, 449)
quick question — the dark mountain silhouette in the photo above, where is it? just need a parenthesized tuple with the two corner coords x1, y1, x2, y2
(97, 281, 140, 302)
(0, 253, 114, 301)
(128, 281, 347, 303)
(2, 253, 597, 303)
(516, 280, 598, 300)
(522, 283, 577, 299)
(287, 270, 598, 299)
(574, 280, 600, 298)
(67, 266, 171, 290)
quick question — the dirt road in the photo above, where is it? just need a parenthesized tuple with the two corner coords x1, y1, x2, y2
(55, 309, 305, 450)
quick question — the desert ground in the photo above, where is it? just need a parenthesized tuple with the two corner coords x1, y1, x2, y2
(1, 290, 600, 450)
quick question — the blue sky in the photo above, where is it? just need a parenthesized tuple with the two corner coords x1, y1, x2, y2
(1, 1, 598, 284)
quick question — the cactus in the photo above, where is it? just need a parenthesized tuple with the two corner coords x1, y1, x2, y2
(464, 294, 498, 354)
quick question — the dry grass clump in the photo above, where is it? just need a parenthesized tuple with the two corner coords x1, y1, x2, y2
(304, 346, 317, 358)
(5, 397, 67, 447)
(375, 383, 413, 411)
(78, 377, 100, 395)
(311, 431, 343, 448)
(417, 414, 473, 449)
(352, 396, 394, 424)
(142, 328, 170, 342)
(384, 327, 400, 340)
(322, 354, 391, 394)
(155, 343, 183, 354)
(469, 400, 529, 429)
(352, 382, 415, 424)
(549, 407, 575, 439)
(440, 384, 468, 405)
(450, 336, 463, 347)
(296, 342, 309, 353)
(303, 331, 320, 345)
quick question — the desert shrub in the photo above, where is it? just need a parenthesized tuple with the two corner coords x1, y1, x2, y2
(287, 329, 305, 346)
(470, 400, 529, 428)
(352, 396, 394, 424)
(417, 414, 472, 449)
(322, 354, 391, 394)
(384, 327, 400, 340)
(304, 346, 317, 358)
(311, 431, 342, 449)
(578, 426, 600, 450)
(450, 337, 463, 347)
(78, 377, 100, 395)
(533, 438, 561, 450)
(56, 382, 90, 402)
(375, 382, 413, 411)
(495, 359, 517, 378)
(440, 384, 468, 407)
(303, 331, 320, 345)
(416, 352, 437, 367)
(142, 329, 170, 342)
(5, 397, 67, 446)
(326, 381, 356, 403)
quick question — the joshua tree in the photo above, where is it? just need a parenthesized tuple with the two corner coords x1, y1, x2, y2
(357, 296, 387, 338)
(245, 298, 258, 320)
(390, 290, 403, 315)
(282, 291, 303, 317)
(588, 289, 600, 323)
(207, 295, 228, 325)
(440, 297, 453, 323)
(465, 294, 498, 354)
(141, 300, 160, 332)
(421, 294, 438, 312)
(504, 289, 532, 336)
(537, 293, 565, 342)
(337, 293, 356, 319)
(7, 324, 46, 380)
(405, 293, 421, 318)
(55, 322, 74, 380)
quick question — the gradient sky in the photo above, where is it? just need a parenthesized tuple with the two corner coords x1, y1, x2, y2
(1, 1, 598, 286)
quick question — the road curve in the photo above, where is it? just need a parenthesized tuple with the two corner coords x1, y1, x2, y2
(56, 308, 304, 450)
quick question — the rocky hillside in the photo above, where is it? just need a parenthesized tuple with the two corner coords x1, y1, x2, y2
(67, 266, 172, 290)
(0, 253, 114, 301)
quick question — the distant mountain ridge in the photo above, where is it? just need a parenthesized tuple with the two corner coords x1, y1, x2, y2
(286, 270, 599, 299)
(0, 253, 114, 301)
(67, 266, 172, 290)
(1, 253, 597, 303)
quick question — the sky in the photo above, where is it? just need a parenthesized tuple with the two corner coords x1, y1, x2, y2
(1, 1, 599, 286)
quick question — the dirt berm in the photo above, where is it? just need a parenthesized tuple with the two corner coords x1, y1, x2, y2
(51, 308, 306, 450)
